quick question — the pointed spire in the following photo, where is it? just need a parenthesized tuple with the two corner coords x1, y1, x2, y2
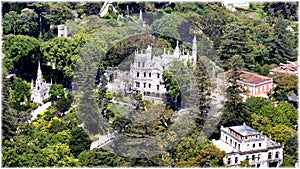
(174, 40, 180, 58)
(37, 60, 42, 77)
(139, 9, 143, 21)
(192, 35, 197, 64)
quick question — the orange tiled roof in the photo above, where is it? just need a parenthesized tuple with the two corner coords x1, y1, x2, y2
(219, 70, 272, 85)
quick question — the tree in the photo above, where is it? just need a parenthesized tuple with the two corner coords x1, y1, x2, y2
(163, 70, 181, 110)
(219, 55, 250, 127)
(2, 68, 16, 142)
(41, 37, 80, 80)
(172, 130, 225, 167)
(267, 18, 297, 65)
(78, 148, 125, 167)
(9, 77, 33, 111)
(245, 96, 272, 114)
(3, 35, 41, 80)
(176, 144, 225, 167)
(269, 72, 298, 101)
(190, 57, 212, 127)
(218, 23, 256, 71)
(42, 143, 77, 167)
(2, 11, 21, 35)
(2, 137, 46, 167)
(49, 84, 64, 100)
(263, 2, 298, 21)
(69, 127, 92, 158)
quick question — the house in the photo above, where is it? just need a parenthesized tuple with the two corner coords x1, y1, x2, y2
(213, 123, 283, 168)
(270, 61, 298, 76)
(217, 70, 273, 101)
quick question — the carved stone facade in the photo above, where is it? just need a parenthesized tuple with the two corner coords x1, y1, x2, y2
(31, 61, 51, 103)
(129, 36, 197, 101)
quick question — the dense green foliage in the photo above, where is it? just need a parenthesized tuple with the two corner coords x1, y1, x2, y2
(2, 2, 298, 167)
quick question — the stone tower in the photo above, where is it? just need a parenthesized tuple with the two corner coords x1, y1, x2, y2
(58, 25, 67, 38)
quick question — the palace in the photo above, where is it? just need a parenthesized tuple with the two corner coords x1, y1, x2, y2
(213, 124, 283, 168)
(31, 61, 52, 104)
(129, 36, 197, 102)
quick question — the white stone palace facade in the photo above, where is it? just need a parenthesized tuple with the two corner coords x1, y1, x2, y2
(213, 124, 283, 168)
(129, 36, 197, 101)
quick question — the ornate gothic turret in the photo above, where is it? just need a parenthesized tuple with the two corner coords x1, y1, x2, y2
(31, 61, 51, 103)
(173, 40, 180, 58)
(192, 35, 197, 63)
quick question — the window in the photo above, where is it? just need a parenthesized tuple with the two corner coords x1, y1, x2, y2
(259, 143, 261, 147)
(268, 152, 272, 159)
(149, 73, 151, 77)
(238, 144, 240, 150)
(225, 136, 228, 142)
(227, 158, 231, 164)
(138, 62, 140, 67)
(157, 73, 160, 78)
(144, 83, 146, 88)
(137, 72, 139, 77)
(163, 66, 165, 70)
(245, 136, 248, 139)
(230, 139, 232, 145)
(275, 152, 279, 158)
(235, 157, 238, 164)
(252, 155, 255, 161)
(246, 156, 249, 160)
(257, 164, 261, 168)
(148, 84, 151, 88)
(135, 82, 140, 88)
(247, 144, 249, 147)
(157, 85, 159, 90)
(142, 62, 145, 67)
(253, 144, 255, 148)
(258, 154, 261, 161)
(234, 142, 237, 148)
(144, 72, 146, 77)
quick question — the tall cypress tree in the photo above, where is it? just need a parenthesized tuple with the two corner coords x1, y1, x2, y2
(219, 55, 249, 127)
(191, 57, 212, 127)
(2, 68, 16, 142)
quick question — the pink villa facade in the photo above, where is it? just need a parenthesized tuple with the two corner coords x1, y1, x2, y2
(217, 70, 273, 101)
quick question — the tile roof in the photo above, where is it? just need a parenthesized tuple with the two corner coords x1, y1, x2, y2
(270, 61, 298, 75)
(219, 70, 272, 85)
(229, 124, 260, 136)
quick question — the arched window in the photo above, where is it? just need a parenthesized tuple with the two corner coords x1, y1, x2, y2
(275, 152, 279, 158)
(137, 72, 139, 77)
(227, 158, 231, 164)
(268, 152, 272, 159)
(235, 157, 238, 164)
